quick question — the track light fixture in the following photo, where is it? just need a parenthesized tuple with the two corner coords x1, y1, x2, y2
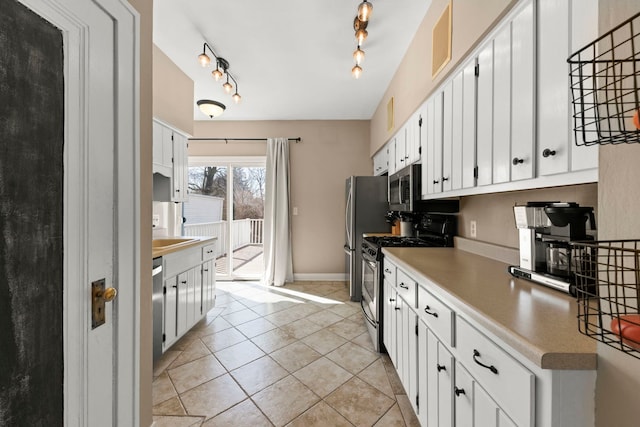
(352, 3, 372, 78)
(358, 1, 373, 22)
(196, 42, 241, 118)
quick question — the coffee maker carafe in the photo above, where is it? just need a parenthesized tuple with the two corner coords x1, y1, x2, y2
(508, 202, 596, 295)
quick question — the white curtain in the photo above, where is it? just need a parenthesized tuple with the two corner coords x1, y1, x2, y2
(263, 137, 293, 286)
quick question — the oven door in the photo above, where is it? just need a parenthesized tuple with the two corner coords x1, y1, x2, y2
(361, 252, 379, 328)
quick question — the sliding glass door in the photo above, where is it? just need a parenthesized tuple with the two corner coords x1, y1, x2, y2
(184, 157, 266, 280)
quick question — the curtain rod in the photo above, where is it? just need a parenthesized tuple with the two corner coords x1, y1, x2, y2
(189, 137, 301, 143)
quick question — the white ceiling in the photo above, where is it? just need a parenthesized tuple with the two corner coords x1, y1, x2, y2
(153, 0, 432, 122)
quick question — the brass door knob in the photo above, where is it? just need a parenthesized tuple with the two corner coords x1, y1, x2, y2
(103, 287, 118, 302)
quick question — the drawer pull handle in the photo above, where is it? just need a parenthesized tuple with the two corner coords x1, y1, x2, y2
(385, 268, 392, 274)
(181, 280, 187, 284)
(454, 387, 466, 397)
(389, 298, 396, 302)
(399, 283, 409, 290)
(512, 157, 524, 165)
(395, 307, 401, 311)
(437, 364, 446, 372)
(424, 306, 439, 318)
(542, 148, 556, 158)
(473, 349, 498, 375)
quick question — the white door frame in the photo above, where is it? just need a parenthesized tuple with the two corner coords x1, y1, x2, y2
(17, 0, 140, 425)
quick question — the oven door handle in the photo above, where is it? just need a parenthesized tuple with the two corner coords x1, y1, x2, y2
(344, 244, 353, 255)
(360, 299, 377, 327)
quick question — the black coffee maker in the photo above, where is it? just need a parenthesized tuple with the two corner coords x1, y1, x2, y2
(509, 202, 596, 295)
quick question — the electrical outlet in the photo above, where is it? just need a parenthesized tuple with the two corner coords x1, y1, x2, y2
(470, 220, 477, 238)
(152, 214, 160, 228)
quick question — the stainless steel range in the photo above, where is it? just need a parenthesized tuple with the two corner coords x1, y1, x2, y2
(360, 213, 456, 352)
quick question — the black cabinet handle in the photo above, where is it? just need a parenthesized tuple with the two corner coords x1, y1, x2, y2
(512, 157, 524, 165)
(473, 349, 498, 374)
(442, 177, 449, 182)
(454, 387, 466, 397)
(405, 156, 409, 160)
(385, 268, 392, 274)
(424, 306, 439, 318)
(400, 158, 405, 163)
(389, 298, 395, 302)
(542, 148, 556, 158)
(437, 364, 446, 372)
(181, 280, 187, 284)
(433, 179, 440, 184)
(395, 307, 401, 311)
(399, 283, 409, 290)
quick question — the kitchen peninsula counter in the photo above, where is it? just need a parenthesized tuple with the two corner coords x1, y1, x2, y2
(383, 246, 597, 370)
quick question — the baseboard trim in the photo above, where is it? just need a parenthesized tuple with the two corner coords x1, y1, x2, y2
(293, 273, 347, 282)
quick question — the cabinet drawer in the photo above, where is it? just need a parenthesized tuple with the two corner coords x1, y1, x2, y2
(456, 316, 534, 427)
(202, 243, 216, 261)
(396, 269, 416, 307)
(383, 259, 396, 285)
(418, 284, 454, 347)
(163, 246, 200, 278)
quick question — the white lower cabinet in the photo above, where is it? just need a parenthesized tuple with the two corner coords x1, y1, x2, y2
(392, 266, 535, 427)
(161, 241, 217, 352)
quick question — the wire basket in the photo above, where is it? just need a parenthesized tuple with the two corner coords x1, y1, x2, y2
(572, 240, 640, 359)
(568, 11, 640, 146)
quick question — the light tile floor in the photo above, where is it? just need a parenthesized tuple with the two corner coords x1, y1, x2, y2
(152, 281, 420, 427)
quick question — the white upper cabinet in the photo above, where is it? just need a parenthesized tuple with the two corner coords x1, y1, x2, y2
(509, 1, 535, 182)
(388, 136, 397, 175)
(537, 0, 598, 176)
(461, 59, 477, 189)
(422, 93, 445, 197)
(373, 145, 389, 176)
(152, 121, 173, 177)
(152, 119, 189, 202)
(476, 40, 494, 187)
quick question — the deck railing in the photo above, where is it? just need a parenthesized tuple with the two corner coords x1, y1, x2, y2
(183, 219, 264, 258)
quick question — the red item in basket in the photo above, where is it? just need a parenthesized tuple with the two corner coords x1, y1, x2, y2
(634, 109, 640, 130)
(611, 314, 640, 350)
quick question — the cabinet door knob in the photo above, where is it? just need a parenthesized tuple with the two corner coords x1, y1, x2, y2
(542, 148, 556, 158)
(454, 387, 466, 397)
(512, 157, 524, 165)
(473, 349, 499, 374)
(389, 298, 396, 302)
(437, 364, 446, 372)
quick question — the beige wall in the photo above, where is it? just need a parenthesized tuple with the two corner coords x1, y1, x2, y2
(458, 184, 598, 248)
(594, 3, 640, 426)
(191, 120, 372, 276)
(127, 0, 153, 426)
(153, 44, 194, 135)
(370, 0, 516, 154)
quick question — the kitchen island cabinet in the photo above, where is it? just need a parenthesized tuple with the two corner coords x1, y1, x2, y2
(383, 246, 596, 427)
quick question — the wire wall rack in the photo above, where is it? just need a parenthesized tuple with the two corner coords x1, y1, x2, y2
(568, 11, 640, 145)
(573, 240, 640, 359)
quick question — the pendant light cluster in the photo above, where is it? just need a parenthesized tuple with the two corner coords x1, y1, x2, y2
(352, 0, 373, 79)
(196, 42, 241, 118)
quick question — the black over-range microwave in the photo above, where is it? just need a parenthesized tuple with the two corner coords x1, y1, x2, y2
(388, 164, 460, 213)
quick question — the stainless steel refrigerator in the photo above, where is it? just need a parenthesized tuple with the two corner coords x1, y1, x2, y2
(344, 176, 389, 301)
